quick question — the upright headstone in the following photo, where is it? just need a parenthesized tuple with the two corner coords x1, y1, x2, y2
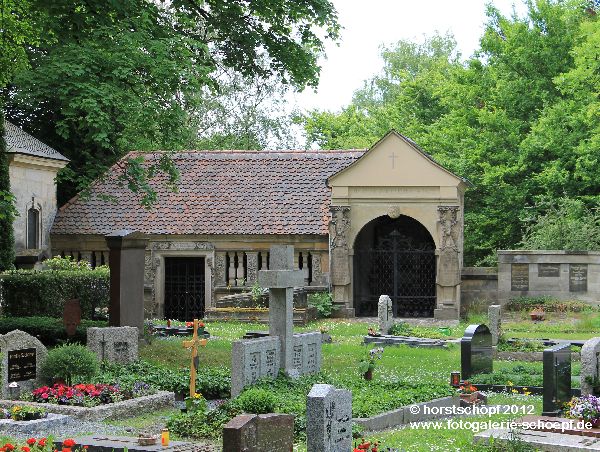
(378, 295, 393, 334)
(258, 245, 304, 376)
(223, 413, 294, 452)
(63, 298, 82, 337)
(461, 324, 493, 380)
(581, 337, 600, 396)
(488, 305, 501, 346)
(292, 332, 322, 375)
(543, 342, 572, 416)
(105, 230, 149, 330)
(87, 327, 138, 364)
(306, 384, 352, 452)
(0, 330, 48, 398)
(231, 336, 280, 397)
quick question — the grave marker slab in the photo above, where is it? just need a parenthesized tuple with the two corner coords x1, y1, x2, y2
(87, 327, 138, 364)
(461, 324, 493, 380)
(581, 337, 600, 396)
(292, 332, 322, 375)
(0, 330, 48, 398)
(63, 298, 82, 337)
(223, 413, 294, 452)
(258, 245, 304, 376)
(543, 342, 572, 416)
(511, 263, 529, 291)
(488, 305, 501, 346)
(231, 336, 280, 397)
(570, 264, 588, 292)
(306, 384, 352, 452)
(378, 295, 393, 334)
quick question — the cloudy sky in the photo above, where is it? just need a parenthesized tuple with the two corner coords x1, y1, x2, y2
(293, 0, 527, 113)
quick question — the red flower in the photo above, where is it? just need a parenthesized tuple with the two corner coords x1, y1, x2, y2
(4, 444, 15, 451)
(25, 440, 35, 447)
(37, 439, 47, 448)
(62, 440, 76, 448)
(21, 447, 30, 452)
(199, 322, 205, 327)
(62, 448, 71, 452)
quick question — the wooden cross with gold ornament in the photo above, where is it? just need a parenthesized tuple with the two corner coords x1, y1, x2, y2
(182, 319, 207, 398)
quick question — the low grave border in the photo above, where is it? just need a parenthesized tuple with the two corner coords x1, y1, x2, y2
(462, 384, 581, 397)
(363, 335, 448, 348)
(354, 396, 460, 431)
(0, 391, 175, 421)
(0, 413, 71, 435)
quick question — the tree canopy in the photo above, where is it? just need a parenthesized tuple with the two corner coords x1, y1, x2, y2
(303, 0, 599, 265)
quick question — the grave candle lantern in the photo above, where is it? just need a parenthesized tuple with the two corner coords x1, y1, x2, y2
(450, 371, 460, 387)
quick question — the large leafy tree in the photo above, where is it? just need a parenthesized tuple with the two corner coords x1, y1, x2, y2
(303, 0, 597, 265)
(5, 0, 340, 204)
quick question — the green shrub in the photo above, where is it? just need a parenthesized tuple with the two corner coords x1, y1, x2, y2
(41, 344, 100, 385)
(0, 316, 107, 346)
(0, 261, 109, 319)
(308, 292, 335, 318)
(505, 296, 593, 313)
(233, 388, 277, 414)
(388, 322, 412, 336)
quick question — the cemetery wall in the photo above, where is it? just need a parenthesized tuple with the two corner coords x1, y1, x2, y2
(460, 267, 498, 313)
(498, 250, 600, 304)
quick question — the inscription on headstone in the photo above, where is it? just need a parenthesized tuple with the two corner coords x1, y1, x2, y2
(8, 348, 36, 382)
(307, 384, 352, 452)
(378, 295, 393, 334)
(543, 342, 572, 416)
(461, 324, 493, 380)
(292, 332, 322, 375)
(511, 263, 529, 291)
(538, 264, 560, 277)
(87, 326, 138, 364)
(569, 264, 588, 292)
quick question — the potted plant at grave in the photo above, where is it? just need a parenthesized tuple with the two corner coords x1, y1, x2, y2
(367, 327, 380, 337)
(457, 381, 479, 404)
(529, 306, 546, 321)
(567, 395, 600, 428)
(358, 347, 384, 380)
(10, 405, 47, 421)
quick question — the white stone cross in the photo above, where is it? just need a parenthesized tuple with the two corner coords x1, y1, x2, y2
(258, 245, 304, 376)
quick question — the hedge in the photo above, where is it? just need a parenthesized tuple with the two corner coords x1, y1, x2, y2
(0, 316, 107, 346)
(0, 267, 109, 319)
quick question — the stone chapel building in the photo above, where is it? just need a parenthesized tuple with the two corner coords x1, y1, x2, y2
(51, 131, 468, 320)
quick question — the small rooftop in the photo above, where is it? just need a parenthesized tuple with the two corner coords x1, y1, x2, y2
(4, 120, 69, 162)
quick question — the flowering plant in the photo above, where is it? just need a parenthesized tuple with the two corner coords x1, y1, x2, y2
(367, 327, 380, 337)
(354, 438, 381, 451)
(7, 405, 47, 421)
(358, 347, 384, 373)
(567, 395, 600, 423)
(457, 381, 478, 395)
(28, 383, 121, 406)
(185, 392, 207, 414)
(0, 437, 54, 452)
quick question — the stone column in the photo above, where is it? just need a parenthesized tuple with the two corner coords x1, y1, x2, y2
(310, 252, 325, 285)
(329, 206, 353, 316)
(214, 252, 227, 286)
(105, 230, 149, 330)
(245, 252, 259, 285)
(258, 245, 304, 376)
(435, 206, 461, 320)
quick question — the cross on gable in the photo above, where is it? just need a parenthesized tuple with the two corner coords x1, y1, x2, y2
(388, 152, 398, 169)
(182, 319, 207, 398)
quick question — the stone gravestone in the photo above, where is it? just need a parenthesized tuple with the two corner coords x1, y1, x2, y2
(292, 332, 322, 375)
(378, 295, 393, 334)
(258, 245, 305, 376)
(461, 324, 493, 380)
(543, 342, 572, 416)
(487, 305, 501, 346)
(581, 337, 600, 396)
(63, 298, 82, 337)
(87, 327, 138, 364)
(231, 336, 280, 397)
(223, 413, 294, 452)
(0, 330, 48, 399)
(306, 384, 352, 452)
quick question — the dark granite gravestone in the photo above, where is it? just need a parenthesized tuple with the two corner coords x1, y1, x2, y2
(63, 298, 82, 337)
(543, 342, 572, 417)
(8, 348, 36, 381)
(461, 324, 493, 380)
(511, 264, 529, 291)
(569, 264, 588, 292)
(223, 413, 294, 452)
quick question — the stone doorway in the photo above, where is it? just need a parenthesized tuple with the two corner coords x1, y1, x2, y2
(354, 215, 436, 317)
(164, 257, 206, 320)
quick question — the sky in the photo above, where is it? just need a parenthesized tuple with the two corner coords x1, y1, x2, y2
(293, 0, 528, 114)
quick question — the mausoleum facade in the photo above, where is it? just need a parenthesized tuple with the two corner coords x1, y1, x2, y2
(51, 131, 468, 319)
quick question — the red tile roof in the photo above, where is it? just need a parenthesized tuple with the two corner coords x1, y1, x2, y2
(51, 149, 365, 236)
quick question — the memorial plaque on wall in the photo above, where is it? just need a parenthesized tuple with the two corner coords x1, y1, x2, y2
(569, 264, 588, 292)
(538, 263, 560, 277)
(7, 348, 36, 382)
(511, 263, 529, 291)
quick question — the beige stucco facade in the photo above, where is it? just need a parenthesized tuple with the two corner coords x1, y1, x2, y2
(327, 132, 468, 319)
(9, 154, 67, 255)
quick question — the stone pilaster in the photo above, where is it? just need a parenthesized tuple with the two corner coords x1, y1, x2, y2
(435, 206, 461, 320)
(245, 252, 259, 285)
(215, 252, 227, 286)
(329, 206, 353, 316)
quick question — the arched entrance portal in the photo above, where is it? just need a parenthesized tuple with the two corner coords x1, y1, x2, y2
(354, 215, 436, 317)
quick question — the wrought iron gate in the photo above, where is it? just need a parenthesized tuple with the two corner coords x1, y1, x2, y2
(164, 257, 206, 321)
(355, 230, 436, 317)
